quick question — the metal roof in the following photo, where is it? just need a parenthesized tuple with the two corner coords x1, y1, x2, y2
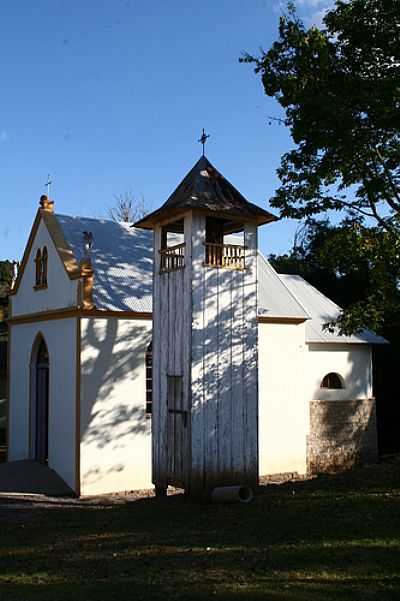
(279, 274, 388, 345)
(257, 253, 309, 320)
(57, 214, 306, 318)
(56, 215, 152, 312)
(134, 156, 277, 229)
(56, 214, 385, 344)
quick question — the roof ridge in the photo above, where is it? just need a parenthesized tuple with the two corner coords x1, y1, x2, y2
(258, 256, 310, 318)
(279, 273, 388, 344)
(279, 272, 343, 313)
(56, 213, 132, 227)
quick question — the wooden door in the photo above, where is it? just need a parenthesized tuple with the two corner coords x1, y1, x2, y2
(35, 339, 49, 464)
(167, 376, 189, 487)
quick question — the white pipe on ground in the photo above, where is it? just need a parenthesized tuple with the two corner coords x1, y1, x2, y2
(211, 485, 254, 504)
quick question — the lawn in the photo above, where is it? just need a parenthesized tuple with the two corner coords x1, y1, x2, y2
(0, 459, 399, 601)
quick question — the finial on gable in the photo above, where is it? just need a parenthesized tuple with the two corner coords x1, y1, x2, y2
(82, 231, 94, 258)
(39, 195, 54, 213)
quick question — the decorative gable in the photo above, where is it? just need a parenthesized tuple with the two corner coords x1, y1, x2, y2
(10, 198, 81, 317)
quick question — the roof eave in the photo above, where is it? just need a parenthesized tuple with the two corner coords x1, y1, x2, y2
(306, 337, 389, 345)
(133, 207, 278, 230)
(133, 207, 189, 230)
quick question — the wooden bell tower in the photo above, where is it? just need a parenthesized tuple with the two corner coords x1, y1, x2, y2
(134, 156, 276, 496)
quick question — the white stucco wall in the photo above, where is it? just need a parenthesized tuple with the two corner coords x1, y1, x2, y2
(8, 318, 77, 491)
(12, 219, 78, 316)
(306, 343, 373, 401)
(258, 321, 309, 477)
(80, 317, 152, 495)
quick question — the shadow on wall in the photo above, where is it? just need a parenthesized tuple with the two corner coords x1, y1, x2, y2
(189, 266, 258, 488)
(80, 318, 151, 482)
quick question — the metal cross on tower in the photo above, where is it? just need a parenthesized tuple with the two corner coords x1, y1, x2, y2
(45, 174, 52, 197)
(198, 128, 210, 156)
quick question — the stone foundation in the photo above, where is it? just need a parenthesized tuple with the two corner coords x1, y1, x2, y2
(307, 398, 378, 475)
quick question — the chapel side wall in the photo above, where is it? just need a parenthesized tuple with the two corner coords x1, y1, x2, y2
(80, 317, 152, 495)
(12, 220, 78, 317)
(306, 343, 377, 473)
(191, 221, 259, 491)
(258, 321, 308, 477)
(8, 318, 77, 491)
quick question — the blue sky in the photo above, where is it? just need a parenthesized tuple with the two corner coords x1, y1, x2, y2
(0, 0, 334, 262)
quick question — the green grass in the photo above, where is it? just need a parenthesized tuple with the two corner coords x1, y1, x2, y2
(0, 460, 400, 600)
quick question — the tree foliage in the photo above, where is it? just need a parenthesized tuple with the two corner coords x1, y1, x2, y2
(269, 218, 400, 336)
(242, 0, 400, 232)
(0, 261, 14, 307)
(242, 0, 400, 333)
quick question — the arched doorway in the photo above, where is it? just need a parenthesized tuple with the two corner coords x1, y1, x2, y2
(33, 337, 49, 464)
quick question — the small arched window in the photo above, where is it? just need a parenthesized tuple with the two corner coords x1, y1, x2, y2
(145, 342, 152, 415)
(35, 249, 42, 286)
(41, 246, 48, 286)
(321, 372, 344, 389)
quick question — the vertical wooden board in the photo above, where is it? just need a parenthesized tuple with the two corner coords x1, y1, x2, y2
(176, 378, 183, 484)
(217, 266, 233, 481)
(177, 377, 186, 485)
(167, 377, 174, 480)
(159, 270, 170, 484)
(243, 224, 259, 482)
(167, 272, 175, 375)
(183, 213, 194, 488)
(183, 214, 193, 413)
(190, 213, 206, 491)
(231, 266, 245, 479)
(174, 270, 184, 377)
(203, 265, 219, 489)
(166, 376, 189, 487)
(152, 227, 162, 484)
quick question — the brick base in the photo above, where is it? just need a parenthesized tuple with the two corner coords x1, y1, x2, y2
(307, 398, 378, 475)
(260, 472, 307, 484)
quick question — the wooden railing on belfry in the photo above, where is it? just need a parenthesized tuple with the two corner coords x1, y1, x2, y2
(159, 243, 185, 273)
(204, 242, 246, 270)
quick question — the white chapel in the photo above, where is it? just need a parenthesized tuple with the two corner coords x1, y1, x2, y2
(7, 156, 385, 496)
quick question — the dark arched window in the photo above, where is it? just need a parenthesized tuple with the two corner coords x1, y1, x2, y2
(321, 372, 344, 389)
(41, 246, 48, 286)
(34, 247, 48, 288)
(145, 342, 152, 415)
(35, 249, 42, 286)
(36, 338, 49, 366)
(34, 336, 49, 464)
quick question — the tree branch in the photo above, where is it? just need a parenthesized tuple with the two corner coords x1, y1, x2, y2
(373, 146, 400, 211)
(330, 197, 377, 220)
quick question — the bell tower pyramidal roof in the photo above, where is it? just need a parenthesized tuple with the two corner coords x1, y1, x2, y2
(133, 155, 277, 229)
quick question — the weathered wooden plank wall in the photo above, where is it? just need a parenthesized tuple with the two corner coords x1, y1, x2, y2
(153, 213, 259, 493)
(243, 224, 259, 485)
(190, 212, 206, 493)
(190, 220, 259, 492)
(153, 217, 193, 489)
(152, 227, 163, 486)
